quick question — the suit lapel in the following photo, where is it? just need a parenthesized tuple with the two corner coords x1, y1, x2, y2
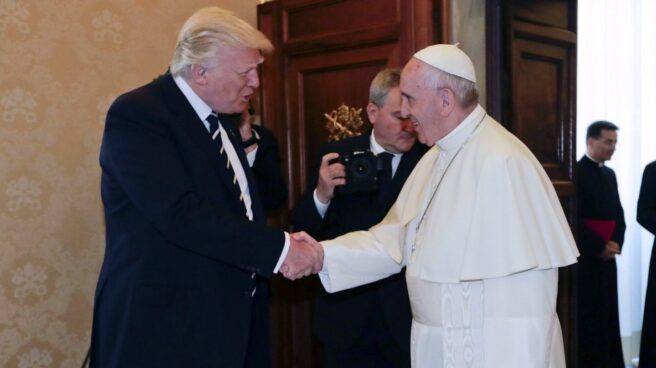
(156, 74, 243, 203)
(386, 142, 425, 206)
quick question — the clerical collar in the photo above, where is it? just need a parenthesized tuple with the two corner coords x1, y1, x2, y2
(436, 104, 486, 151)
(585, 153, 605, 167)
(370, 130, 401, 158)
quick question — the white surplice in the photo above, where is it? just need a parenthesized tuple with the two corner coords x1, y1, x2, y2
(319, 105, 579, 368)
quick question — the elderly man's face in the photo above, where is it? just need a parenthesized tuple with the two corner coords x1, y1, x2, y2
(369, 87, 417, 154)
(400, 59, 441, 145)
(200, 47, 263, 114)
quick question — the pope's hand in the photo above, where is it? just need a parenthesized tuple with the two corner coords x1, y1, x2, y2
(280, 232, 324, 280)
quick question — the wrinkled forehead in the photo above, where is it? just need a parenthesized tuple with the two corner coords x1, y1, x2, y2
(401, 59, 422, 79)
(401, 58, 432, 89)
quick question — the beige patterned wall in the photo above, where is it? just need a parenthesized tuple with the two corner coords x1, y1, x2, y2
(0, 1, 260, 366)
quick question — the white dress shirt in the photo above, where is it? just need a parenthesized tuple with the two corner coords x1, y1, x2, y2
(173, 76, 289, 272)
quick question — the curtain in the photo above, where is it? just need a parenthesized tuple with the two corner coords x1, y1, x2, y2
(578, 0, 656, 361)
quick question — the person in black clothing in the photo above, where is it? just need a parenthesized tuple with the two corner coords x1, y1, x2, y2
(239, 104, 287, 211)
(89, 7, 319, 367)
(576, 120, 626, 368)
(292, 68, 427, 368)
(638, 160, 656, 368)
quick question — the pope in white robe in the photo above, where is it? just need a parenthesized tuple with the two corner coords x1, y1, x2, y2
(314, 45, 580, 368)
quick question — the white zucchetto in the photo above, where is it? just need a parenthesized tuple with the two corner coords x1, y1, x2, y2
(414, 44, 477, 83)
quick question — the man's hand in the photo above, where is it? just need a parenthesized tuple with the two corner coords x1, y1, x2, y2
(280, 232, 324, 280)
(292, 231, 323, 273)
(316, 153, 345, 204)
(601, 240, 621, 260)
(239, 112, 258, 154)
(239, 114, 253, 141)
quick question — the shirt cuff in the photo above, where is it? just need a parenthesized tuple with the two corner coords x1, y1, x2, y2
(246, 146, 258, 167)
(273, 232, 290, 273)
(313, 189, 330, 218)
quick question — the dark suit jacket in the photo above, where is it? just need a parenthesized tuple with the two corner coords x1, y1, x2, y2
(575, 155, 626, 368)
(90, 73, 285, 368)
(638, 161, 656, 367)
(250, 124, 287, 211)
(292, 134, 426, 351)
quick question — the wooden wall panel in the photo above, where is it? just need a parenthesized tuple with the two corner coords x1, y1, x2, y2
(513, 0, 571, 29)
(512, 37, 570, 181)
(287, 43, 395, 193)
(487, 0, 578, 365)
(510, 17, 577, 197)
(510, 7, 579, 367)
(258, 1, 446, 366)
(284, 0, 399, 41)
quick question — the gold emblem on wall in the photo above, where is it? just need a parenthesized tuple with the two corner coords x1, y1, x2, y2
(324, 104, 365, 142)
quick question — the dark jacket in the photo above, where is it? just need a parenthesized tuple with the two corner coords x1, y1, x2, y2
(90, 73, 285, 368)
(576, 155, 626, 368)
(292, 133, 426, 351)
(250, 124, 287, 211)
(638, 161, 656, 367)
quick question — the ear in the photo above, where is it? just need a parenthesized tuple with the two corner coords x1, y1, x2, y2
(366, 102, 379, 126)
(438, 88, 456, 117)
(189, 64, 208, 86)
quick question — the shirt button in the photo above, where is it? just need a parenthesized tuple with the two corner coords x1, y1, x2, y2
(251, 287, 257, 297)
(251, 272, 256, 279)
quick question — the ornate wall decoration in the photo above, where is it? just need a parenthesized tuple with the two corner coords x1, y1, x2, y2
(324, 104, 365, 142)
(0, 1, 260, 366)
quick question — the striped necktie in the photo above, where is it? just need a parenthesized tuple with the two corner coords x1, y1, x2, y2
(207, 111, 220, 137)
(206, 112, 247, 216)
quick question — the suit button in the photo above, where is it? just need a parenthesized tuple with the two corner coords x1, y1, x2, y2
(251, 272, 256, 279)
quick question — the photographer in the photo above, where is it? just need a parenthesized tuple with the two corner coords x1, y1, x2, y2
(292, 68, 427, 368)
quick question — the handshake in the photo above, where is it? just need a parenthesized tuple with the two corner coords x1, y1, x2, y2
(280, 232, 323, 280)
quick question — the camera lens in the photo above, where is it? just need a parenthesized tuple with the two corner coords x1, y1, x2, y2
(351, 156, 373, 179)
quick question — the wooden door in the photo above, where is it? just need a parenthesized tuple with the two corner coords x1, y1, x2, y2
(257, 1, 447, 366)
(486, 0, 578, 366)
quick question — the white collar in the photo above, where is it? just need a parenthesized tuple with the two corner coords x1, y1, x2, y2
(173, 75, 213, 122)
(585, 153, 605, 167)
(370, 130, 402, 158)
(436, 104, 485, 151)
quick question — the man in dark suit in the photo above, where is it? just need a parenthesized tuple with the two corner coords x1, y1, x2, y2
(89, 7, 320, 368)
(638, 160, 656, 368)
(576, 120, 626, 368)
(292, 69, 426, 368)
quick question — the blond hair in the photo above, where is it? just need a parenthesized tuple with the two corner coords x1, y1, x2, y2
(170, 7, 274, 78)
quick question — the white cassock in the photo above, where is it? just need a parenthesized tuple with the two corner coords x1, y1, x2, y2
(319, 105, 580, 368)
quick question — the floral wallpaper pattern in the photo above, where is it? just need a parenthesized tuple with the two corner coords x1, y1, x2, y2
(0, 1, 259, 366)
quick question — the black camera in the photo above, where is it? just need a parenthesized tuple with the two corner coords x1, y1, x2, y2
(331, 150, 382, 194)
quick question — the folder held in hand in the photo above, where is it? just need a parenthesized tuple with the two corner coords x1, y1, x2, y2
(583, 219, 616, 242)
